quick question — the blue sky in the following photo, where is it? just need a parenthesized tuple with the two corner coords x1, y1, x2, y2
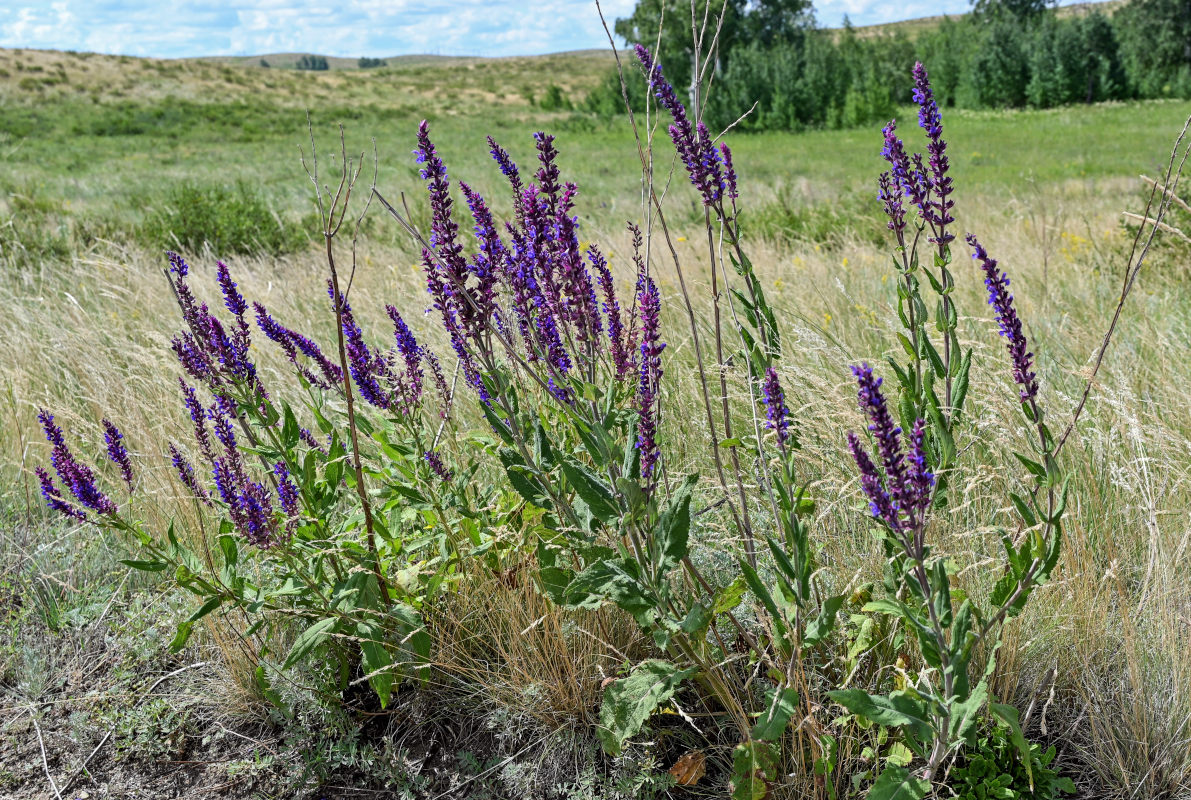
(0, 1, 1082, 59)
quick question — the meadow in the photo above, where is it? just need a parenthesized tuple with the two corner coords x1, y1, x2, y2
(2, 45, 1191, 799)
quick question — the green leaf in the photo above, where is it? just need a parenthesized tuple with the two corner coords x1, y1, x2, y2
(357, 622, 393, 708)
(804, 595, 845, 646)
(282, 617, 338, 670)
(560, 458, 619, 524)
(990, 702, 1034, 790)
(169, 621, 195, 652)
(827, 690, 933, 740)
(499, 448, 551, 509)
(120, 559, 168, 572)
(713, 576, 748, 615)
(653, 473, 696, 574)
(1014, 453, 1048, 481)
(597, 659, 696, 756)
(731, 740, 780, 800)
(188, 595, 223, 623)
(751, 687, 800, 741)
(867, 765, 930, 800)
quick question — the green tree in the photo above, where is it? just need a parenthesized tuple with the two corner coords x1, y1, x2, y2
(614, 0, 745, 100)
(1115, 0, 1191, 98)
(959, 17, 1029, 107)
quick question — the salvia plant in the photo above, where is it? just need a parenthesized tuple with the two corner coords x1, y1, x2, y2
(38, 40, 1135, 799)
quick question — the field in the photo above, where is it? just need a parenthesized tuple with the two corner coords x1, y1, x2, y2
(2, 44, 1191, 799)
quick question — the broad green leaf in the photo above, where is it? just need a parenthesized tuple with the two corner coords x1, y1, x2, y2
(731, 740, 779, 800)
(560, 458, 619, 524)
(867, 765, 930, 800)
(805, 595, 845, 647)
(653, 473, 697, 574)
(751, 687, 800, 741)
(282, 616, 337, 670)
(169, 621, 195, 653)
(990, 702, 1034, 790)
(188, 595, 223, 623)
(828, 689, 933, 740)
(357, 622, 393, 708)
(597, 659, 696, 756)
(713, 576, 748, 615)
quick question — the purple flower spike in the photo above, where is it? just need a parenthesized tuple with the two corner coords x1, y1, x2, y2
(38, 410, 117, 516)
(847, 365, 934, 532)
(634, 44, 725, 207)
(878, 172, 906, 237)
(335, 288, 392, 411)
(847, 432, 898, 531)
(387, 305, 424, 408)
(905, 419, 934, 525)
(102, 419, 134, 492)
(487, 135, 524, 199)
(966, 234, 1039, 403)
(852, 364, 908, 504)
(37, 467, 87, 521)
(274, 462, 300, 539)
(424, 450, 452, 482)
(254, 301, 342, 389)
(720, 143, 738, 201)
(635, 276, 665, 480)
(881, 120, 929, 216)
(590, 245, 631, 380)
(912, 63, 955, 245)
(169, 443, 211, 505)
(761, 367, 792, 446)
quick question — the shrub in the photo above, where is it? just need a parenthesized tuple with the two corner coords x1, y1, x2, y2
(296, 55, 329, 71)
(357, 57, 386, 69)
(141, 181, 311, 256)
(33, 39, 1183, 800)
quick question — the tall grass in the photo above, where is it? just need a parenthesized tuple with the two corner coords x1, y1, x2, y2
(2, 49, 1191, 798)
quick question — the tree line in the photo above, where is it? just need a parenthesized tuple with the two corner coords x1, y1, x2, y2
(584, 0, 1191, 131)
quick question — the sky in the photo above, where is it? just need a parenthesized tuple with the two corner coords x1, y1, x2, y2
(0, 1, 1086, 59)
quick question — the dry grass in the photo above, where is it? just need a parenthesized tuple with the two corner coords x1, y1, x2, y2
(2, 45, 1190, 797)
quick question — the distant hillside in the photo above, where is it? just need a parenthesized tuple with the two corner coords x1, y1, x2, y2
(845, 0, 1124, 39)
(0, 46, 616, 114)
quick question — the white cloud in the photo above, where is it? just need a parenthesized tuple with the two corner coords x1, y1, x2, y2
(0, 0, 1090, 58)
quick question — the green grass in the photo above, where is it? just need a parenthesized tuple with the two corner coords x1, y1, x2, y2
(2, 44, 1191, 799)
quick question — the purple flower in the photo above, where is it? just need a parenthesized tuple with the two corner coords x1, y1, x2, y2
(424, 450, 452, 482)
(459, 182, 503, 331)
(905, 419, 934, 525)
(590, 245, 631, 380)
(847, 433, 898, 531)
(534, 132, 563, 218)
(487, 135, 524, 201)
(881, 120, 928, 216)
(274, 462, 300, 539)
(179, 379, 215, 464)
(253, 301, 342, 389)
(761, 367, 792, 446)
(37, 467, 87, 521)
(416, 122, 478, 341)
(335, 287, 392, 410)
(386, 305, 424, 407)
(878, 172, 906, 237)
(169, 443, 211, 505)
(846, 365, 933, 532)
(38, 410, 117, 516)
(913, 63, 954, 245)
(634, 44, 724, 206)
(102, 419, 134, 491)
(966, 234, 1038, 403)
(720, 143, 738, 201)
(636, 276, 665, 480)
